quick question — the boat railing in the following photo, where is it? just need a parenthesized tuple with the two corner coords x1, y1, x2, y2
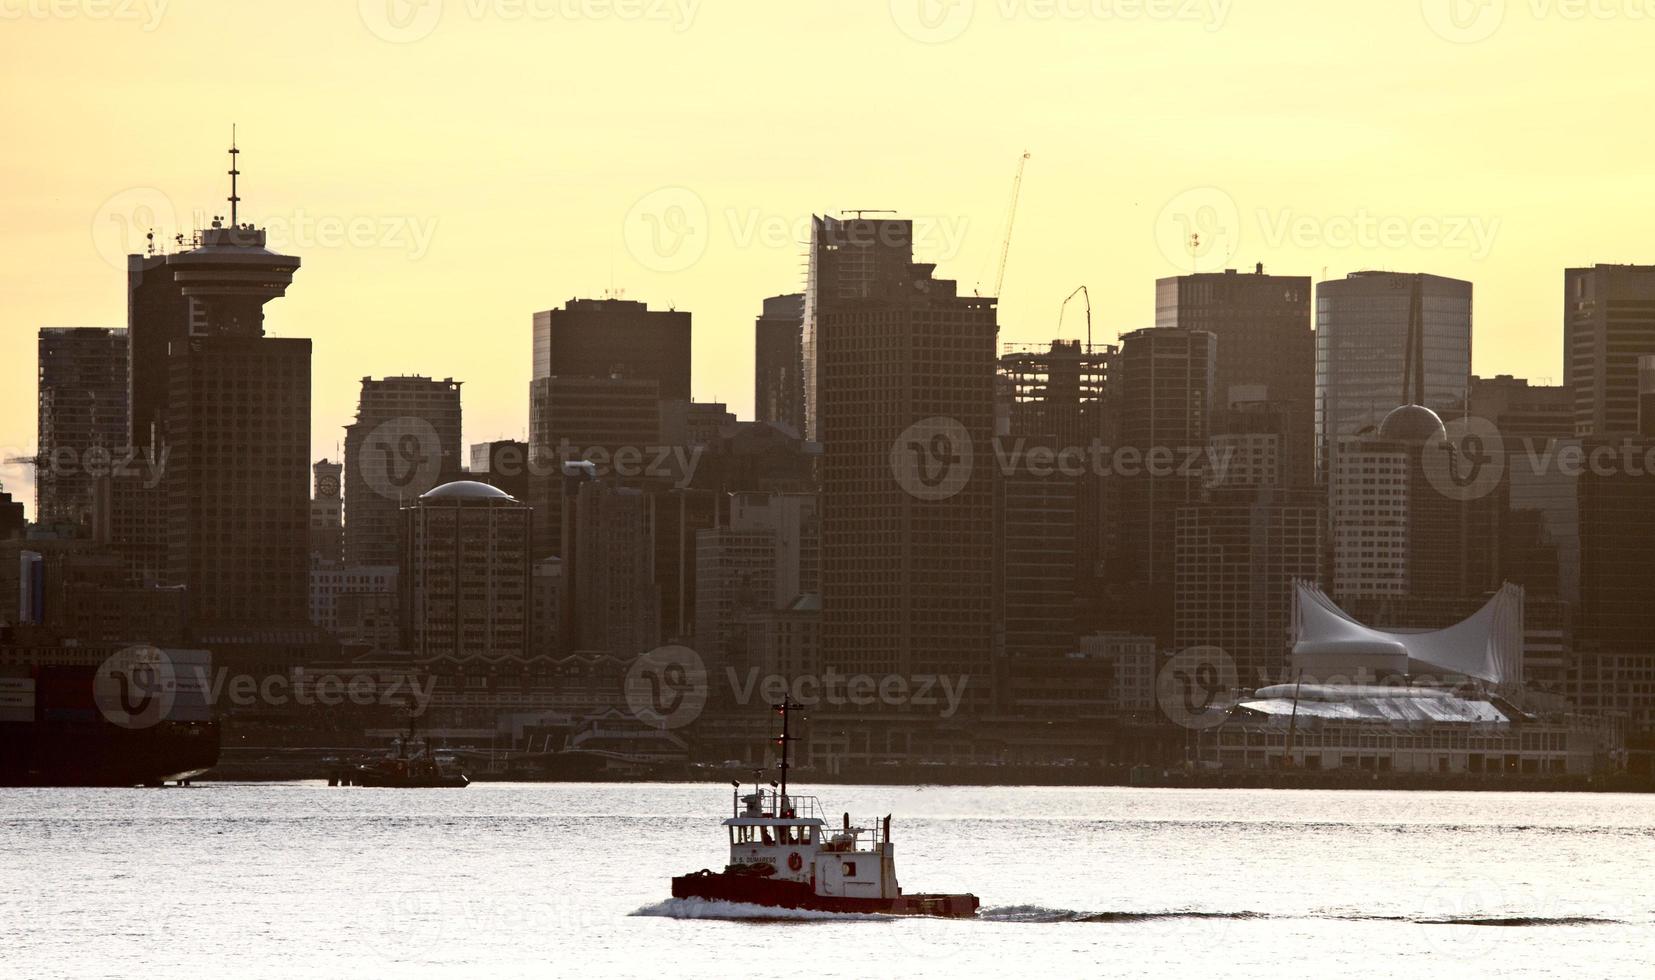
(733, 789, 827, 822)
(820, 819, 887, 851)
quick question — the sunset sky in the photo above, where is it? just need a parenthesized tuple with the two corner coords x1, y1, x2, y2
(2, 0, 1650, 506)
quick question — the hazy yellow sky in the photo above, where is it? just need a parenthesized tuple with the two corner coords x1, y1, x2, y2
(3, 0, 1651, 506)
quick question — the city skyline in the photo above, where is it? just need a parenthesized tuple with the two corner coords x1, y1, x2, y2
(3, 3, 1650, 506)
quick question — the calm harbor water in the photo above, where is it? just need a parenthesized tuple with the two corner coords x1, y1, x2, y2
(2, 783, 1652, 978)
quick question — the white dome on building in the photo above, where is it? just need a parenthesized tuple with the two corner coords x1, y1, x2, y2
(418, 480, 517, 502)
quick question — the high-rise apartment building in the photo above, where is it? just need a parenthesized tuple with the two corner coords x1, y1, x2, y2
(343, 376, 463, 567)
(1564, 264, 1655, 437)
(1157, 267, 1314, 484)
(36, 327, 128, 529)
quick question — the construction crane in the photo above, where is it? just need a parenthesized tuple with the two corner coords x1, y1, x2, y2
(1059, 284, 1092, 352)
(986, 151, 1031, 299)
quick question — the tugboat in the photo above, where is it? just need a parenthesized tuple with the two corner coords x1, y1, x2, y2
(671, 700, 978, 917)
(350, 711, 469, 788)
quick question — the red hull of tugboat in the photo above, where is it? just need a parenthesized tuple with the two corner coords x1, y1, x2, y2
(671, 871, 978, 918)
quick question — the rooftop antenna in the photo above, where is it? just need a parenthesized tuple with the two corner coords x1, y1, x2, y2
(227, 124, 241, 227)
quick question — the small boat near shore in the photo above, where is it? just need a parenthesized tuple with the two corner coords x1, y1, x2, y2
(345, 713, 469, 788)
(670, 700, 978, 918)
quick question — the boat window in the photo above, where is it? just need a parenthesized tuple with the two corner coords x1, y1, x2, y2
(761, 826, 774, 846)
(842, 861, 857, 877)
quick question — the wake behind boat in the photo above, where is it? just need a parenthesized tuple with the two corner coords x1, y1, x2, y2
(670, 700, 978, 918)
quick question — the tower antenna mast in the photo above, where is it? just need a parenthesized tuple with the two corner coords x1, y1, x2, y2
(228, 124, 241, 227)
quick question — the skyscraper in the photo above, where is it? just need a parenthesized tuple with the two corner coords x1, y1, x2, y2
(998, 340, 1113, 630)
(1115, 326, 1216, 643)
(754, 293, 805, 436)
(1327, 405, 1496, 605)
(163, 329, 310, 628)
(404, 480, 532, 662)
(1563, 264, 1655, 437)
(802, 215, 916, 442)
(572, 480, 659, 657)
(343, 376, 463, 567)
(469, 439, 530, 502)
(1157, 266, 1314, 485)
(126, 143, 308, 629)
(531, 297, 691, 398)
(1175, 485, 1323, 687)
(1315, 271, 1472, 477)
(815, 220, 998, 714)
(526, 375, 661, 560)
(36, 327, 128, 528)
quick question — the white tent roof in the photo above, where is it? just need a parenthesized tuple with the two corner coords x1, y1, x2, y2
(1291, 582, 1524, 689)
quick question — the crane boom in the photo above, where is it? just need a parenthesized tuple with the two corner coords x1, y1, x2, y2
(1059, 285, 1092, 352)
(992, 151, 1031, 299)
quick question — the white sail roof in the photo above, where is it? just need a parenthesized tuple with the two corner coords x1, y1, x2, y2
(1290, 581, 1524, 689)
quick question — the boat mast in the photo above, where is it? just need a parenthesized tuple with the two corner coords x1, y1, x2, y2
(774, 698, 800, 816)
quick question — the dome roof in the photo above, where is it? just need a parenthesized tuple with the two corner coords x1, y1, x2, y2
(418, 480, 516, 502)
(1377, 403, 1446, 445)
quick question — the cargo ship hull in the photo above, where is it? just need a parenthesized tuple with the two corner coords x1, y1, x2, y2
(0, 653, 220, 787)
(0, 719, 221, 787)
